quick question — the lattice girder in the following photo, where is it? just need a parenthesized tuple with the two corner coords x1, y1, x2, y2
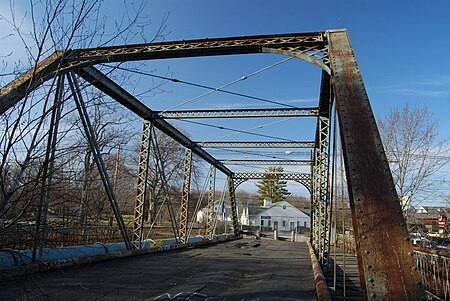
(206, 166, 216, 239)
(132, 120, 152, 249)
(227, 176, 239, 236)
(179, 148, 193, 244)
(198, 141, 315, 149)
(159, 107, 319, 119)
(233, 172, 311, 192)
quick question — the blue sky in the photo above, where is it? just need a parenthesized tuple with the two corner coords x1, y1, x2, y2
(1, 0, 449, 201)
(126, 1, 450, 200)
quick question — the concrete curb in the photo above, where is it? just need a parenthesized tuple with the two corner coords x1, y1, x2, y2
(0, 236, 241, 281)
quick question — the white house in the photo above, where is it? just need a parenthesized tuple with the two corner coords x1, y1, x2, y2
(241, 199, 310, 231)
(196, 200, 241, 223)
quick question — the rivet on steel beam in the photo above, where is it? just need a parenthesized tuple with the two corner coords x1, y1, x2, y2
(409, 252, 415, 256)
(362, 235, 367, 239)
(370, 293, 376, 298)
(358, 209, 363, 213)
(366, 250, 370, 254)
(412, 267, 418, 271)
(368, 277, 374, 283)
(361, 222, 365, 226)
(405, 237, 410, 241)
(366, 265, 372, 269)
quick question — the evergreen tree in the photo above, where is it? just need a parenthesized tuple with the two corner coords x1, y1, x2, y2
(256, 166, 291, 204)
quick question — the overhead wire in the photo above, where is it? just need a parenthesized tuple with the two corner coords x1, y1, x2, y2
(199, 116, 297, 142)
(178, 119, 295, 142)
(100, 57, 300, 110)
(101, 58, 314, 147)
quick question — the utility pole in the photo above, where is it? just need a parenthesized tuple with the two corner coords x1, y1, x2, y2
(110, 145, 121, 228)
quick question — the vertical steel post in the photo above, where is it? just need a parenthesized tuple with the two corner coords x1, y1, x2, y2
(318, 115, 331, 265)
(228, 176, 239, 237)
(312, 157, 320, 251)
(132, 120, 152, 249)
(179, 147, 193, 244)
(67, 72, 132, 250)
(206, 165, 216, 239)
(328, 29, 424, 300)
(312, 70, 333, 267)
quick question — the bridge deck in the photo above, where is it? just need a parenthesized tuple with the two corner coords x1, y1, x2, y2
(325, 248, 362, 300)
(0, 237, 316, 300)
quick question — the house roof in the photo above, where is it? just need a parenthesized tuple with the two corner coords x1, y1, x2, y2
(414, 206, 449, 220)
(248, 201, 309, 218)
(247, 206, 267, 216)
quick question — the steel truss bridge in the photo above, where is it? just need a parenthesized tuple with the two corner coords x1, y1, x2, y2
(0, 29, 425, 300)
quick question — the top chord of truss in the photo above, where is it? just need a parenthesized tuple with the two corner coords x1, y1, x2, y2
(0, 31, 329, 115)
(72, 32, 327, 66)
(158, 107, 319, 119)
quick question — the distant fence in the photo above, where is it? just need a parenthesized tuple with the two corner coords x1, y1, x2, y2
(414, 247, 449, 301)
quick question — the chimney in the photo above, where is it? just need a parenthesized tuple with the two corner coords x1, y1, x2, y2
(263, 198, 272, 207)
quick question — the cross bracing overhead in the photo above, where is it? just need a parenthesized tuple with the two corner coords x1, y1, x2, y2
(0, 29, 424, 300)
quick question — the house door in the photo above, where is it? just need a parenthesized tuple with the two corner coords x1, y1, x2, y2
(290, 222, 295, 231)
(273, 221, 278, 230)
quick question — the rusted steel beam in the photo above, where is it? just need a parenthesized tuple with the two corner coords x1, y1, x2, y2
(413, 246, 450, 258)
(75, 66, 232, 177)
(158, 107, 319, 119)
(328, 29, 424, 300)
(0, 51, 66, 115)
(71, 32, 326, 67)
(307, 241, 332, 301)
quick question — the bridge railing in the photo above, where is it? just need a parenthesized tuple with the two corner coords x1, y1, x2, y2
(414, 247, 450, 300)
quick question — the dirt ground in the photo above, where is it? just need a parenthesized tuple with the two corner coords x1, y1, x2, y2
(0, 237, 316, 301)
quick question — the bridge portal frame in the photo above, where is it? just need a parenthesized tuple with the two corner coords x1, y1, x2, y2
(0, 29, 424, 300)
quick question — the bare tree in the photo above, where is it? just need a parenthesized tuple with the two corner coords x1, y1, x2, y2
(378, 103, 449, 211)
(0, 0, 170, 249)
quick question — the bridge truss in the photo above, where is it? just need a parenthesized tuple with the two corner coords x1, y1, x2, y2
(0, 30, 423, 299)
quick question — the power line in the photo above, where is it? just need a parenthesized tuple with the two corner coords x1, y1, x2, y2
(201, 117, 297, 142)
(100, 58, 302, 110)
(177, 119, 295, 142)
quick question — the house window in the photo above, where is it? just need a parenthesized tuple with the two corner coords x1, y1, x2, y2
(282, 220, 286, 227)
(304, 221, 307, 227)
(261, 220, 264, 226)
(290, 222, 294, 230)
(274, 221, 278, 230)
(268, 220, 271, 227)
